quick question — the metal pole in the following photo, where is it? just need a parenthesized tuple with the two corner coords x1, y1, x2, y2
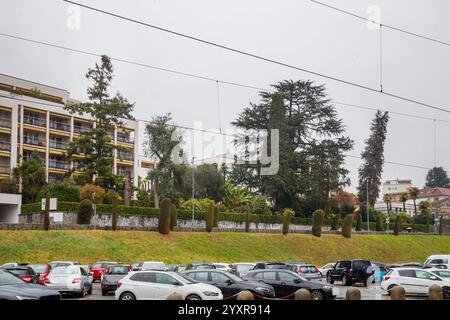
(191, 156, 195, 227)
(366, 179, 370, 233)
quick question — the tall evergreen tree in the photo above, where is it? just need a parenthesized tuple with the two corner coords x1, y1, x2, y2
(65, 55, 134, 189)
(425, 167, 450, 188)
(357, 111, 390, 207)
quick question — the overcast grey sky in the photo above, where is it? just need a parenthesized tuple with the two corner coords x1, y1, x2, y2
(1, 0, 449, 194)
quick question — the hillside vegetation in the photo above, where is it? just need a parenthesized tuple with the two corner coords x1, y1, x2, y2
(0, 231, 448, 265)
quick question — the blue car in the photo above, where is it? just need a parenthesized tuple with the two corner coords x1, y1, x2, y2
(371, 262, 388, 284)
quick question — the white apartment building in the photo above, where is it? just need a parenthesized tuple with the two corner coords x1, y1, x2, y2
(0, 73, 141, 187)
(382, 179, 413, 201)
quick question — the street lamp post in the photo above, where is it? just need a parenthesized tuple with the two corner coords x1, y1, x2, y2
(191, 156, 195, 228)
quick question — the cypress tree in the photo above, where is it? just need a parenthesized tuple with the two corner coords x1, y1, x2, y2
(158, 198, 171, 234)
(170, 204, 178, 231)
(43, 194, 50, 231)
(355, 213, 362, 231)
(394, 215, 401, 236)
(112, 195, 118, 231)
(342, 214, 353, 238)
(312, 209, 325, 237)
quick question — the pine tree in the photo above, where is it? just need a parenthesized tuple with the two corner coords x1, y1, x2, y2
(357, 111, 390, 207)
(425, 167, 450, 188)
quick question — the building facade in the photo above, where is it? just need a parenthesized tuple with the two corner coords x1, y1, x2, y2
(0, 73, 140, 186)
(382, 179, 413, 202)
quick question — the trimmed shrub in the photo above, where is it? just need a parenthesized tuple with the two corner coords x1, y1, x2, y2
(80, 184, 105, 203)
(252, 196, 271, 215)
(43, 195, 50, 231)
(0, 179, 17, 194)
(439, 216, 444, 236)
(158, 198, 171, 234)
(112, 195, 118, 231)
(206, 203, 214, 233)
(312, 209, 325, 237)
(394, 215, 401, 236)
(355, 213, 362, 231)
(213, 205, 219, 228)
(342, 214, 353, 238)
(37, 180, 79, 202)
(282, 208, 294, 235)
(170, 204, 178, 231)
(245, 212, 250, 233)
(78, 199, 93, 225)
(376, 214, 385, 232)
(136, 189, 152, 207)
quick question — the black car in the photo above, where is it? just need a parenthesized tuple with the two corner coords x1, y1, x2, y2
(326, 260, 372, 286)
(244, 270, 336, 300)
(0, 269, 61, 300)
(185, 263, 216, 271)
(182, 269, 275, 298)
(252, 262, 288, 270)
(1, 266, 39, 284)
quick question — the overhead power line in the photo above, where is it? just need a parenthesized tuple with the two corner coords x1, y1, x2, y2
(310, 0, 450, 47)
(63, 0, 450, 114)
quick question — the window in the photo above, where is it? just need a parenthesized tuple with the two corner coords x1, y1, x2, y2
(253, 272, 263, 280)
(130, 272, 156, 283)
(263, 272, 277, 280)
(433, 271, 450, 278)
(211, 272, 230, 284)
(80, 268, 87, 276)
(398, 270, 416, 278)
(108, 266, 129, 275)
(430, 259, 448, 264)
(352, 261, 370, 270)
(155, 273, 178, 285)
(194, 272, 209, 282)
(278, 272, 297, 282)
(415, 270, 439, 280)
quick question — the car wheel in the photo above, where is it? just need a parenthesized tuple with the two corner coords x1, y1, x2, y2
(364, 278, 369, 287)
(119, 292, 136, 301)
(310, 290, 324, 301)
(343, 275, 351, 286)
(185, 294, 202, 300)
(326, 273, 334, 284)
(79, 287, 86, 298)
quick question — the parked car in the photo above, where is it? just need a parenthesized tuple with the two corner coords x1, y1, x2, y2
(371, 262, 389, 284)
(80, 265, 94, 283)
(1, 262, 28, 268)
(381, 267, 450, 299)
(115, 271, 223, 300)
(182, 269, 275, 298)
(244, 269, 336, 300)
(230, 263, 256, 278)
(212, 263, 232, 272)
(101, 264, 131, 296)
(131, 262, 144, 271)
(423, 255, 450, 269)
(318, 262, 336, 277)
(29, 264, 52, 285)
(185, 263, 216, 271)
(326, 260, 372, 286)
(167, 264, 185, 272)
(49, 261, 80, 269)
(429, 268, 450, 279)
(0, 269, 61, 300)
(252, 262, 288, 270)
(90, 262, 118, 282)
(401, 262, 423, 268)
(1, 266, 39, 284)
(287, 263, 322, 281)
(142, 261, 168, 271)
(45, 265, 93, 297)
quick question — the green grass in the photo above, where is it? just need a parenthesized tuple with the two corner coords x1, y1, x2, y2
(0, 230, 448, 265)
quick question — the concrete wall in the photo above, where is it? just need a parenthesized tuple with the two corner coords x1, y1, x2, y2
(0, 193, 21, 223)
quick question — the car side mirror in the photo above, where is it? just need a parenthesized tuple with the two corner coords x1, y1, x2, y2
(430, 276, 439, 281)
(225, 279, 233, 285)
(294, 278, 301, 284)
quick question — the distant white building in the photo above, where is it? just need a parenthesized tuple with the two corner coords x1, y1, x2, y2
(382, 179, 413, 202)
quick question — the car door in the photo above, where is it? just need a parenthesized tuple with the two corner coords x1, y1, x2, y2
(79, 267, 89, 291)
(277, 271, 300, 298)
(210, 272, 233, 297)
(414, 270, 442, 295)
(260, 271, 280, 296)
(153, 272, 182, 299)
(129, 272, 157, 299)
(330, 262, 342, 280)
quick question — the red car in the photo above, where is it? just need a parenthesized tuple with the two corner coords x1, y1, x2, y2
(90, 262, 118, 282)
(29, 264, 52, 285)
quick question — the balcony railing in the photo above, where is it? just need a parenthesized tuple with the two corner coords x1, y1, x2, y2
(74, 125, 92, 134)
(0, 142, 11, 151)
(117, 135, 134, 144)
(117, 168, 131, 176)
(0, 117, 11, 128)
(49, 140, 67, 150)
(50, 120, 71, 132)
(0, 165, 10, 175)
(117, 152, 134, 161)
(49, 160, 70, 170)
(24, 137, 46, 147)
(24, 115, 46, 127)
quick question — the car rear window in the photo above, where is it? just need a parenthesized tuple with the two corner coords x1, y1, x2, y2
(352, 261, 370, 270)
(266, 264, 286, 269)
(398, 270, 416, 278)
(430, 259, 448, 264)
(0, 270, 25, 285)
(130, 272, 156, 283)
(108, 266, 129, 274)
(300, 266, 317, 273)
(8, 269, 31, 277)
(235, 265, 253, 273)
(263, 272, 277, 280)
(29, 264, 47, 274)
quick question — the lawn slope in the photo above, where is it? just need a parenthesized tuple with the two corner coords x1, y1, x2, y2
(0, 231, 448, 265)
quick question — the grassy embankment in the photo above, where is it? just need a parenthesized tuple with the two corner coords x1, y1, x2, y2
(0, 230, 448, 265)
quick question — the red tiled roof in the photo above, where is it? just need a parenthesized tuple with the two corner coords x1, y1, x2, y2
(418, 187, 450, 198)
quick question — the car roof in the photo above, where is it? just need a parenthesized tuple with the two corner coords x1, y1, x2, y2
(2, 266, 31, 270)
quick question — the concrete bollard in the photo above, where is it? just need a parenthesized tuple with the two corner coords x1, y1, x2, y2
(166, 292, 184, 300)
(295, 289, 311, 300)
(236, 290, 254, 300)
(346, 287, 361, 300)
(428, 285, 443, 300)
(390, 286, 405, 300)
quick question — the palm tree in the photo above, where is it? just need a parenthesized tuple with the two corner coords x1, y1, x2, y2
(408, 187, 420, 216)
(223, 183, 253, 212)
(400, 192, 409, 212)
(383, 194, 392, 214)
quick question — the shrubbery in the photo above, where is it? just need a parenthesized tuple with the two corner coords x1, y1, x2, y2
(0, 179, 17, 194)
(170, 204, 178, 231)
(37, 180, 80, 202)
(206, 203, 214, 232)
(312, 209, 324, 237)
(158, 198, 171, 234)
(342, 214, 353, 238)
(77, 199, 93, 224)
(282, 208, 294, 235)
(80, 184, 105, 203)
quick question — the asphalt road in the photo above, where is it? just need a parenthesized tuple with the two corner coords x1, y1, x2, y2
(66, 280, 425, 301)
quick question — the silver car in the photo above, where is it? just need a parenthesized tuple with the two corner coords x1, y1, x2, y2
(45, 265, 92, 297)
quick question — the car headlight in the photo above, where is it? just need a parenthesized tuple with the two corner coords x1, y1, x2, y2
(203, 291, 219, 296)
(16, 295, 39, 300)
(255, 287, 270, 293)
(322, 285, 333, 290)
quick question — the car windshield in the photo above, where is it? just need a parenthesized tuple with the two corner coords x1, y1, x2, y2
(8, 269, 31, 277)
(51, 266, 79, 275)
(432, 271, 450, 278)
(266, 264, 286, 269)
(0, 270, 25, 285)
(226, 273, 244, 282)
(174, 273, 198, 284)
(108, 266, 129, 274)
(29, 264, 47, 274)
(196, 265, 214, 269)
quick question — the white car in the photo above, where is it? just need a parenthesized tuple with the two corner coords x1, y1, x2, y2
(212, 263, 232, 272)
(115, 271, 223, 300)
(429, 268, 450, 280)
(142, 261, 168, 271)
(318, 262, 336, 277)
(45, 265, 93, 297)
(381, 268, 450, 298)
(423, 255, 450, 269)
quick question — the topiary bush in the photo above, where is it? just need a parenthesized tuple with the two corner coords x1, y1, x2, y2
(376, 214, 385, 232)
(251, 196, 271, 215)
(206, 203, 215, 232)
(213, 205, 219, 228)
(394, 215, 401, 236)
(312, 209, 325, 237)
(282, 208, 294, 235)
(112, 195, 118, 231)
(37, 180, 79, 202)
(355, 213, 362, 231)
(342, 214, 353, 238)
(245, 212, 250, 233)
(170, 204, 178, 231)
(158, 198, 171, 234)
(43, 194, 50, 231)
(78, 199, 93, 225)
